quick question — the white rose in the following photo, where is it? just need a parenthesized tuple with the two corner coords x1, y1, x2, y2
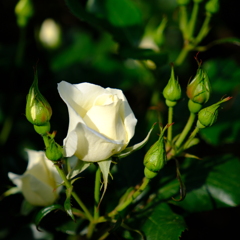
(58, 81, 137, 162)
(8, 150, 61, 206)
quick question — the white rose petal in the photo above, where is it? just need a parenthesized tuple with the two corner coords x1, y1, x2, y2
(8, 149, 62, 206)
(58, 81, 137, 162)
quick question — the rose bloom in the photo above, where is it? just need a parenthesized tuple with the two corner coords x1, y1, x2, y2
(58, 82, 137, 162)
(8, 150, 61, 206)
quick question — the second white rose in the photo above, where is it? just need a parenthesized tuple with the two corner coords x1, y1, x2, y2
(58, 82, 137, 162)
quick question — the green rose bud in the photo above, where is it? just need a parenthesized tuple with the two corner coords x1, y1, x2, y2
(205, 0, 219, 14)
(177, 0, 190, 5)
(45, 139, 63, 161)
(143, 127, 167, 179)
(163, 65, 181, 107)
(26, 71, 52, 126)
(197, 97, 232, 129)
(15, 0, 34, 28)
(187, 67, 211, 105)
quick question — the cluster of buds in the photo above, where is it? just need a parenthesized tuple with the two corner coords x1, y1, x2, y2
(26, 71, 63, 161)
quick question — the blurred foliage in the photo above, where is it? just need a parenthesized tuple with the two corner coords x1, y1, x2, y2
(1, 0, 240, 239)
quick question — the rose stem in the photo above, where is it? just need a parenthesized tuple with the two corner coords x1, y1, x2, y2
(55, 164, 93, 221)
(107, 177, 150, 217)
(86, 167, 101, 239)
(167, 106, 174, 143)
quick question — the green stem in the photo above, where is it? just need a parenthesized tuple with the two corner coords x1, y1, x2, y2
(42, 135, 50, 148)
(94, 167, 101, 219)
(194, 13, 212, 45)
(187, 2, 200, 39)
(55, 164, 93, 221)
(175, 112, 196, 149)
(108, 177, 150, 217)
(167, 107, 173, 142)
(183, 126, 200, 150)
(179, 5, 188, 39)
(175, 46, 192, 66)
(87, 167, 102, 239)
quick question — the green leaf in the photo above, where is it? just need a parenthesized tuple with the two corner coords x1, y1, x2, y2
(141, 203, 186, 240)
(98, 159, 112, 205)
(105, 0, 142, 27)
(174, 155, 240, 212)
(65, 0, 144, 46)
(67, 158, 90, 180)
(35, 204, 64, 230)
(64, 187, 75, 221)
(114, 123, 155, 159)
(154, 153, 240, 214)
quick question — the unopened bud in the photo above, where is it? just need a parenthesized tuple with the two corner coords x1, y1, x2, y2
(187, 67, 211, 106)
(143, 127, 167, 179)
(205, 0, 219, 14)
(45, 139, 63, 161)
(163, 65, 181, 107)
(197, 97, 232, 129)
(15, 0, 34, 27)
(26, 71, 52, 126)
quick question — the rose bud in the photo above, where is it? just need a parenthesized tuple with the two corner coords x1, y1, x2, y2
(143, 128, 167, 179)
(45, 139, 63, 161)
(205, 0, 219, 14)
(187, 67, 211, 113)
(197, 97, 232, 129)
(26, 72, 52, 126)
(163, 65, 181, 107)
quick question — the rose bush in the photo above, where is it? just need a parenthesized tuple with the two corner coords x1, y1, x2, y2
(8, 150, 61, 206)
(58, 82, 137, 162)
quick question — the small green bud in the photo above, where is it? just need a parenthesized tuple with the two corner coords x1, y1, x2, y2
(34, 122, 51, 135)
(187, 67, 211, 105)
(163, 66, 181, 107)
(205, 0, 219, 14)
(26, 71, 52, 126)
(45, 139, 63, 161)
(177, 0, 190, 5)
(143, 127, 167, 179)
(15, 0, 34, 27)
(197, 97, 232, 129)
